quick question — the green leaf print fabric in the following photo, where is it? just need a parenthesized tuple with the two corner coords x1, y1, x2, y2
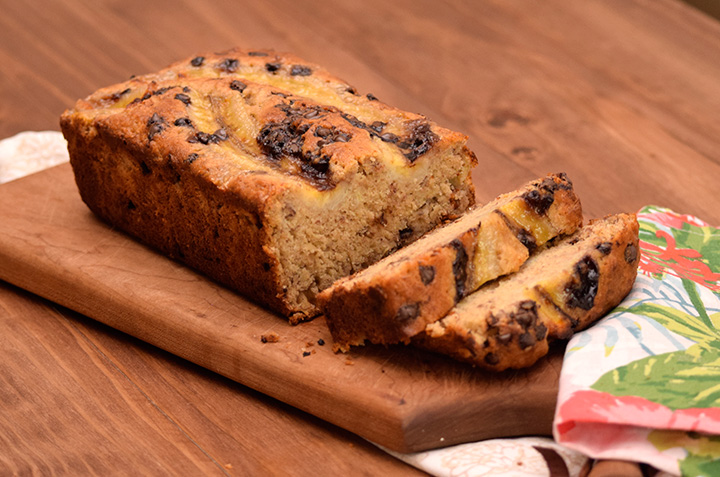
(554, 206, 720, 476)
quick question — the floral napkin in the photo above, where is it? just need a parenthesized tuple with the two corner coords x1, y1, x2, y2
(555, 206, 720, 476)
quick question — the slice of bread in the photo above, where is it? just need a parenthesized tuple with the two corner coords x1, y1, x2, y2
(318, 173, 583, 350)
(416, 213, 639, 371)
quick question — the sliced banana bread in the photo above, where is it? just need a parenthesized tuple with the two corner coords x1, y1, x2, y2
(318, 173, 583, 350)
(416, 213, 640, 371)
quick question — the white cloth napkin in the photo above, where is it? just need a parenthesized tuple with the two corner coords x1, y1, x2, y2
(0, 131, 68, 184)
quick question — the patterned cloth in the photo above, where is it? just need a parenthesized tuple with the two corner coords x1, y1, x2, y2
(555, 206, 720, 476)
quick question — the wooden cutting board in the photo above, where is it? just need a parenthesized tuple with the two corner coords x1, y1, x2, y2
(0, 163, 564, 453)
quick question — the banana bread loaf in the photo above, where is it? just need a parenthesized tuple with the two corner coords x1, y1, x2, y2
(60, 48, 477, 322)
(318, 173, 583, 350)
(416, 213, 640, 371)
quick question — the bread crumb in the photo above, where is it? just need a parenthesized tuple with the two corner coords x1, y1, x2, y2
(260, 332, 280, 343)
(344, 358, 355, 366)
(224, 463, 233, 470)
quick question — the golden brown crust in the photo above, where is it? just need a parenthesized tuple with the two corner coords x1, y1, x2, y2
(61, 48, 477, 319)
(416, 213, 640, 371)
(318, 173, 583, 350)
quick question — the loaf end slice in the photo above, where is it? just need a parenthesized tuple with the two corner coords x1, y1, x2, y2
(60, 48, 477, 322)
(416, 213, 640, 371)
(318, 173, 583, 350)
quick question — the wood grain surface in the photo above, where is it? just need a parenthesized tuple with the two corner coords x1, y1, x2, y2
(1, 0, 719, 475)
(0, 282, 421, 475)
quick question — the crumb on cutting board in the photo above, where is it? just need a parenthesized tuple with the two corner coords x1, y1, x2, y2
(260, 332, 280, 343)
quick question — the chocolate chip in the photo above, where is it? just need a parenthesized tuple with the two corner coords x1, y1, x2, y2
(370, 121, 386, 133)
(213, 128, 228, 141)
(340, 113, 367, 130)
(258, 121, 305, 159)
(450, 239, 469, 301)
(535, 323, 548, 341)
(522, 189, 554, 216)
(146, 113, 167, 141)
(566, 256, 600, 310)
(230, 80, 247, 92)
(317, 339, 325, 346)
(513, 302, 537, 328)
(625, 243, 638, 264)
(256, 103, 343, 189)
(380, 132, 399, 143)
(419, 265, 435, 285)
(540, 174, 572, 192)
(596, 242, 613, 255)
(519, 332, 536, 349)
(265, 62, 281, 72)
(262, 262, 271, 271)
(153, 86, 172, 96)
(302, 351, 311, 357)
(400, 120, 439, 162)
(315, 126, 332, 138)
(516, 228, 537, 252)
(191, 130, 227, 145)
(366, 93, 378, 101)
(484, 353, 499, 365)
(395, 303, 420, 324)
(308, 155, 330, 174)
(346, 87, 357, 95)
(218, 58, 239, 73)
(174, 117, 193, 127)
(399, 227, 413, 240)
(131, 92, 152, 105)
(190, 56, 205, 67)
(127, 200, 136, 210)
(174, 93, 191, 105)
(186, 153, 199, 164)
(195, 131, 213, 144)
(290, 65, 312, 76)
(110, 88, 131, 101)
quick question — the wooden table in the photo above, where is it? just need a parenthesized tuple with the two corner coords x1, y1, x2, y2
(1, 0, 719, 475)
